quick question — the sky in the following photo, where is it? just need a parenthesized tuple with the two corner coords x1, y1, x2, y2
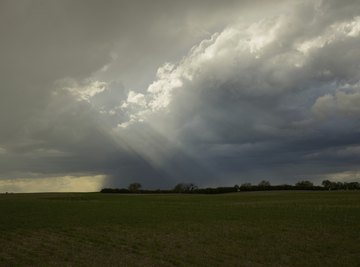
(1, 0, 360, 192)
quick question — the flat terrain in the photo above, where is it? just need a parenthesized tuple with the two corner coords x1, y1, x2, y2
(0, 191, 359, 266)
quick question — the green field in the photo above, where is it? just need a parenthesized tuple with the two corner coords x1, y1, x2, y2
(0, 191, 359, 266)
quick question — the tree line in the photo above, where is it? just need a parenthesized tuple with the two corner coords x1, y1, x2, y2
(101, 180, 360, 194)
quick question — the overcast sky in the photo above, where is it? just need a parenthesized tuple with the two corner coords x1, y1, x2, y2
(1, 0, 360, 192)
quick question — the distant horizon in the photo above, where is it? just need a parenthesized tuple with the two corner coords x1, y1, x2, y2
(3, 178, 360, 194)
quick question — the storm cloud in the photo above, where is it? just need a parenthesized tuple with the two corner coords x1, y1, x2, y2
(1, 0, 360, 192)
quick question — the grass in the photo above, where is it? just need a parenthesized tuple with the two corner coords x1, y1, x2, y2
(0, 191, 359, 266)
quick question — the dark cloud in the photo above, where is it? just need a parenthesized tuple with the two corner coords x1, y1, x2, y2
(1, 0, 360, 192)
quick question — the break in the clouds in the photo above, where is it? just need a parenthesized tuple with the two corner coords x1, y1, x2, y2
(1, 0, 360, 192)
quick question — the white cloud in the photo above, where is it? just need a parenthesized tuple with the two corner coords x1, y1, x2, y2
(121, 3, 360, 127)
(126, 91, 147, 107)
(246, 16, 285, 56)
(147, 63, 185, 111)
(297, 16, 360, 54)
(60, 80, 109, 102)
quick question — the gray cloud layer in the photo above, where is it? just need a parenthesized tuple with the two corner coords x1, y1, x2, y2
(1, 0, 360, 191)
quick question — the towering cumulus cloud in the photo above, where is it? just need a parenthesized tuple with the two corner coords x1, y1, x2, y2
(0, 0, 360, 191)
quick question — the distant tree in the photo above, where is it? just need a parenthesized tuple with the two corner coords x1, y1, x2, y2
(234, 184, 240, 191)
(337, 182, 346, 190)
(258, 180, 271, 187)
(173, 183, 197, 193)
(322, 180, 334, 190)
(295, 180, 314, 187)
(173, 183, 184, 193)
(240, 183, 252, 191)
(101, 188, 130, 193)
(346, 182, 360, 190)
(128, 182, 142, 192)
(322, 180, 350, 190)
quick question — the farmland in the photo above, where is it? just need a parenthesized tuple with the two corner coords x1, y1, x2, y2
(0, 191, 359, 266)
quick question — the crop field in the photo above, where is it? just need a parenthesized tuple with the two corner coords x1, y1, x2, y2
(0, 191, 359, 266)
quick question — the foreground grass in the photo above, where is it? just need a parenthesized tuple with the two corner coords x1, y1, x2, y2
(0, 191, 359, 266)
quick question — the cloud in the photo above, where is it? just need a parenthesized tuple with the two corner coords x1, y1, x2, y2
(111, 0, 360, 185)
(125, 91, 147, 108)
(313, 88, 360, 119)
(121, 1, 360, 128)
(1, 0, 360, 190)
(324, 170, 360, 183)
(61, 80, 109, 102)
(0, 175, 106, 193)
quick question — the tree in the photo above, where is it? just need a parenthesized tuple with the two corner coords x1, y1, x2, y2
(173, 183, 197, 193)
(322, 180, 334, 190)
(295, 180, 314, 187)
(336, 182, 344, 190)
(346, 182, 360, 190)
(240, 183, 252, 191)
(258, 180, 271, 187)
(128, 182, 142, 192)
